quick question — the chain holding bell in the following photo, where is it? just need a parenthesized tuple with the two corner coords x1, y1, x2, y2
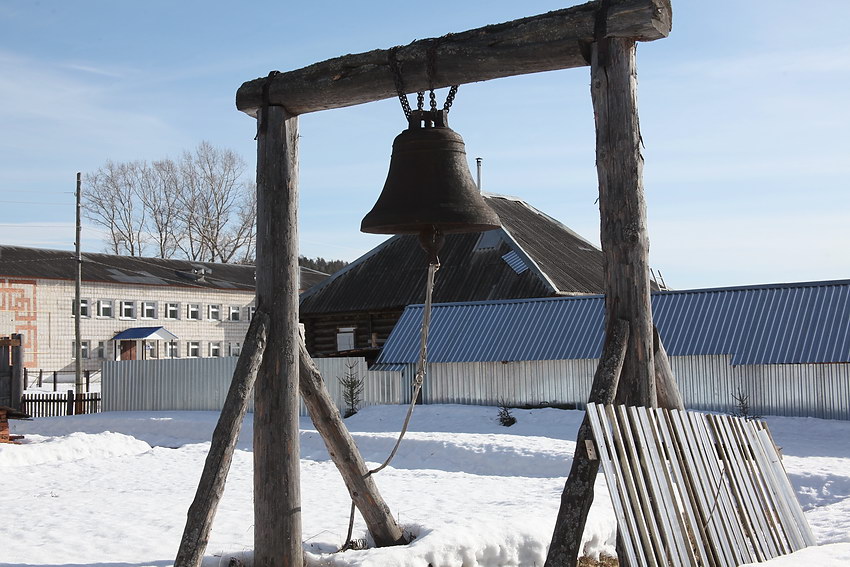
(360, 108, 501, 237)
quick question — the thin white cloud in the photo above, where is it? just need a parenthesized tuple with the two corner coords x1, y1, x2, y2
(61, 62, 126, 78)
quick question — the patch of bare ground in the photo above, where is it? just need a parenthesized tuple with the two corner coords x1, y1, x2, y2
(578, 554, 618, 566)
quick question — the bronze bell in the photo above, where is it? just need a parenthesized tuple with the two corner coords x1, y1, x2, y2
(361, 109, 501, 236)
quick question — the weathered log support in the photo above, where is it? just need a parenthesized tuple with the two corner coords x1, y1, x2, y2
(236, 0, 672, 116)
(174, 312, 270, 567)
(654, 326, 684, 410)
(254, 105, 302, 567)
(546, 24, 684, 565)
(298, 341, 408, 547)
(592, 37, 656, 408)
(545, 318, 630, 567)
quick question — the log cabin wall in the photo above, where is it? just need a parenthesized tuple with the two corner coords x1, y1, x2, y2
(301, 309, 402, 357)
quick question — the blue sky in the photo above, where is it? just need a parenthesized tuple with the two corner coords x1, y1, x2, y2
(1, 0, 848, 290)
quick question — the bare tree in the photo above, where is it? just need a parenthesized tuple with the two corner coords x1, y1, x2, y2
(137, 159, 182, 259)
(83, 160, 149, 256)
(83, 142, 256, 263)
(174, 142, 253, 263)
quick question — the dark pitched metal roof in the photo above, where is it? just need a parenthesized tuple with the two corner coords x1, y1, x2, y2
(0, 245, 327, 292)
(377, 279, 850, 366)
(485, 196, 605, 293)
(299, 194, 605, 315)
(299, 266, 332, 291)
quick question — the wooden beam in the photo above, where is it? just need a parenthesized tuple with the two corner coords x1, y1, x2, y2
(175, 311, 269, 567)
(254, 106, 302, 567)
(236, 0, 671, 116)
(591, 37, 657, 408)
(654, 327, 684, 410)
(298, 340, 407, 547)
(545, 318, 630, 567)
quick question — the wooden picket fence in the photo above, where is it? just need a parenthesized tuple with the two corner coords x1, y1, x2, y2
(586, 403, 815, 567)
(21, 390, 102, 417)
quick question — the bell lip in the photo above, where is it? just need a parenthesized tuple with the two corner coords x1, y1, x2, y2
(359, 220, 502, 235)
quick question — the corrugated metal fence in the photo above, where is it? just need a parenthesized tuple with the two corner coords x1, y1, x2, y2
(102, 355, 850, 420)
(417, 355, 850, 420)
(102, 357, 402, 415)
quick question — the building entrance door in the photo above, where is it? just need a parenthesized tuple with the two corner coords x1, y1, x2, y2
(120, 340, 136, 361)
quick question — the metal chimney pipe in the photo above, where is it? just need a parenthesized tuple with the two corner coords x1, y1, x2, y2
(476, 157, 483, 191)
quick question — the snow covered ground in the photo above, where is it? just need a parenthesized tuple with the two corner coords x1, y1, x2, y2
(2, 404, 849, 566)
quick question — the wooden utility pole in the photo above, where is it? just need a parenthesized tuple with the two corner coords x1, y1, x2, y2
(254, 105, 302, 567)
(75, 172, 83, 395)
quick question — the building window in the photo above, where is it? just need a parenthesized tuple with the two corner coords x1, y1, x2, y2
(72, 299, 90, 317)
(120, 300, 135, 319)
(208, 304, 221, 321)
(187, 304, 201, 320)
(166, 341, 179, 359)
(97, 341, 106, 359)
(209, 342, 221, 357)
(187, 341, 200, 358)
(72, 340, 91, 359)
(97, 300, 113, 318)
(336, 327, 356, 351)
(228, 306, 241, 321)
(165, 302, 179, 320)
(141, 301, 157, 319)
(146, 342, 159, 359)
(229, 342, 242, 357)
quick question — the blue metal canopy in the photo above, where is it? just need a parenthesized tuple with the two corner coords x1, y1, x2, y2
(112, 326, 178, 341)
(377, 280, 850, 366)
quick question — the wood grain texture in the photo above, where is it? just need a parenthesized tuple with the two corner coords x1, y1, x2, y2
(654, 327, 684, 410)
(591, 37, 656, 408)
(254, 106, 302, 567)
(236, 0, 672, 116)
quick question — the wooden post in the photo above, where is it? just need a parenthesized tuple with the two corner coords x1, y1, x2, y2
(545, 319, 630, 566)
(66, 389, 75, 416)
(298, 341, 407, 546)
(591, 37, 656, 408)
(654, 327, 684, 410)
(38, 369, 43, 388)
(85, 370, 91, 393)
(10, 334, 24, 411)
(53, 371, 58, 392)
(175, 312, 270, 567)
(254, 104, 302, 567)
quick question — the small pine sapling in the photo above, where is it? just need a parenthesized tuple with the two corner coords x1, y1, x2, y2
(731, 388, 760, 421)
(497, 399, 517, 427)
(338, 362, 364, 418)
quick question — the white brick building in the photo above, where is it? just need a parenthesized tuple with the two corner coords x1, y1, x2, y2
(0, 246, 326, 373)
